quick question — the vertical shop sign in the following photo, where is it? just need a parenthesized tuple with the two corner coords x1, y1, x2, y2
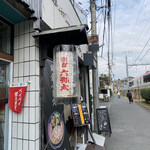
(56, 51, 74, 97)
(8, 83, 27, 113)
(53, 45, 79, 104)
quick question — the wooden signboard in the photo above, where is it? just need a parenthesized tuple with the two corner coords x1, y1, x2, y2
(71, 103, 90, 127)
(96, 106, 112, 136)
(88, 35, 99, 44)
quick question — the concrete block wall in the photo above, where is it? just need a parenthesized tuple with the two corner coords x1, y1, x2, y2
(12, 20, 40, 150)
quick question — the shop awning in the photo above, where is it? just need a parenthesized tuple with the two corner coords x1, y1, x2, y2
(33, 25, 89, 45)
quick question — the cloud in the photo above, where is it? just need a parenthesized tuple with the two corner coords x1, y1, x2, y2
(108, 0, 150, 79)
(76, 0, 150, 80)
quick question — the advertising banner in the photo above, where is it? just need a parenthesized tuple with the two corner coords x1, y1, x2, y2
(42, 59, 71, 150)
(8, 83, 27, 113)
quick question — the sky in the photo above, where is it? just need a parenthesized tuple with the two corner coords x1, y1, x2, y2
(75, 0, 150, 80)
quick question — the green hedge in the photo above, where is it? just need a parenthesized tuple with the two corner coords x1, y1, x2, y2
(99, 98, 104, 101)
(140, 88, 150, 102)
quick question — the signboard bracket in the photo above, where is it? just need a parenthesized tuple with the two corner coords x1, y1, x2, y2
(69, 125, 96, 150)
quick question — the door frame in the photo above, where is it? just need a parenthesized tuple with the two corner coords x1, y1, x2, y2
(0, 58, 13, 150)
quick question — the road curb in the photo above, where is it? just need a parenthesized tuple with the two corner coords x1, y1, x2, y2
(136, 101, 150, 110)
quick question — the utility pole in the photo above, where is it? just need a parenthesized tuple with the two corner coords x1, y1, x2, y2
(125, 55, 129, 89)
(108, 51, 111, 86)
(123, 51, 131, 89)
(90, 0, 99, 132)
(107, 0, 111, 87)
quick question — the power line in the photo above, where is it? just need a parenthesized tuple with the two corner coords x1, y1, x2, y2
(139, 48, 150, 61)
(128, 63, 150, 66)
(126, 0, 146, 48)
(135, 38, 150, 61)
(98, 55, 108, 62)
(130, 38, 150, 73)
(130, 15, 150, 54)
(127, 25, 150, 73)
(123, 0, 146, 51)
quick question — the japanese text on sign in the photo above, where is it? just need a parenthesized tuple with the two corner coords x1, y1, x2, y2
(14, 89, 23, 111)
(8, 83, 27, 113)
(56, 51, 74, 97)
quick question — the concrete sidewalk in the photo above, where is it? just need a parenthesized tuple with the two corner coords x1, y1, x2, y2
(103, 94, 150, 150)
(136, 100, 150, 110)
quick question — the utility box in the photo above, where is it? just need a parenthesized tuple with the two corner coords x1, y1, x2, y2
(88, 44, 99, 52)
(83, 53, 97, 69)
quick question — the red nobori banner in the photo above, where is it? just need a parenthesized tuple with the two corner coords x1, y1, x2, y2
(9, 83, 27, 113)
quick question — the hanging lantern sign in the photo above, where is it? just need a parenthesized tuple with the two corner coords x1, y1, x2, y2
(53, 45, 79, 104)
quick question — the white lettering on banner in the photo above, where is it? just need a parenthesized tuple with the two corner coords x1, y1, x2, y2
(14, 92, 18, 111)
(56, 51, 75, 98)
(14, 89, 23, 111)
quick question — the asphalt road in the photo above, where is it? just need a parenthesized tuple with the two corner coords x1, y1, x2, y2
(104, 94, 150, 150)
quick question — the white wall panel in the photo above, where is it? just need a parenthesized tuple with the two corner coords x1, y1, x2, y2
(42, 0, 67, 28)
(42, 0, 81, 28)
(57, 0, 81, 25)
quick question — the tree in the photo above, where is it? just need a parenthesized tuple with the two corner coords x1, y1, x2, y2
(99, 74, 110, 92)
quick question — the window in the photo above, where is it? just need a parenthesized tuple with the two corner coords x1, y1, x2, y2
(0, 18, 13, 55)
(144, 74, 150, 83)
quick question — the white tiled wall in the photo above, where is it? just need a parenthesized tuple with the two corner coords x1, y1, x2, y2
(12, 20, 40, 150)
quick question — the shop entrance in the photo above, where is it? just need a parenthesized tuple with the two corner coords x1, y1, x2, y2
(0, 60, 9, 150)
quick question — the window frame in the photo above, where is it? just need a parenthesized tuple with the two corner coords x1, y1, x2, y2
(0, 16, 14, 57)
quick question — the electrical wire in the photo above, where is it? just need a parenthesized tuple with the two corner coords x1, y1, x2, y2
(126, 0, 146, 48)
(130, 15, 150, 55)
(139, 48, 150, 61)
(123, 0, 146, 51)
(124, 0, 150, 76)
(130, 36, 150, 73)
(98, 56, 108, 62)
(135, 38, 150, 61)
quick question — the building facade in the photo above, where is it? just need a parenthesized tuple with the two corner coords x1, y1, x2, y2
(0, 0, 94, 150)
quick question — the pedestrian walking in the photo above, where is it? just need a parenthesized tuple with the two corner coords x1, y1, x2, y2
(117, 91, 120, 98)
(127, 90, 133, 103)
